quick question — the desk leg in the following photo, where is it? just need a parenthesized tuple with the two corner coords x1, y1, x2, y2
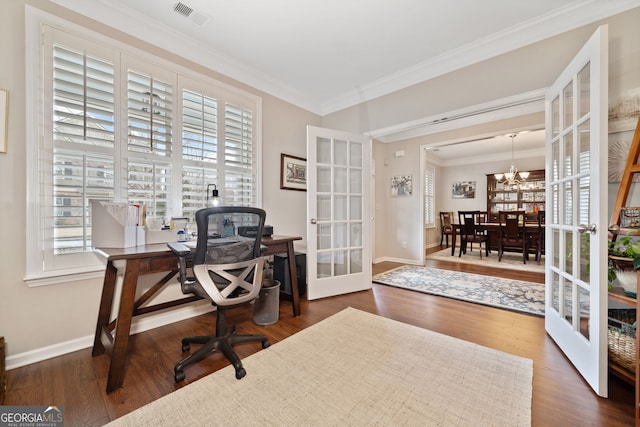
(286, 242, 300, 317)
(92, 261, 118, 356)
(106, 258, 140, 394)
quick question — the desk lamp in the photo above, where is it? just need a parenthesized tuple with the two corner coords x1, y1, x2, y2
(206, 184, 220, 207)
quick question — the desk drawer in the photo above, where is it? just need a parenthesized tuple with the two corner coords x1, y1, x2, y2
(140, 255, 178, 273)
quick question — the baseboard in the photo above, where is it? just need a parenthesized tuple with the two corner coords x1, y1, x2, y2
(5, 301, 213, 370)
(374, 256, 422, 266)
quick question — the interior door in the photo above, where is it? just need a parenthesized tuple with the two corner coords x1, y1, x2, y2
(544, 25, 608, 397)
(306, 125, 371, 300)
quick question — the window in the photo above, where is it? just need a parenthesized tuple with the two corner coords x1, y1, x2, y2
(25, 10, 261, 285)
(424, 164, 436, 227)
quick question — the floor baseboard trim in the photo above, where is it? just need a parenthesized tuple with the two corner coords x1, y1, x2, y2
(6, 301, 213, 370)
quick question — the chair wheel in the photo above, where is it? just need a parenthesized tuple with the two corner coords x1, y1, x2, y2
(262, 339, 270, 349)
(182, 343, 190, 352)
(175, 371, 185, 382)
(235, 367, 246, 380)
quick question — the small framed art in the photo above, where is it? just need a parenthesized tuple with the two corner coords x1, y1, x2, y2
(280, 153, 307, 191)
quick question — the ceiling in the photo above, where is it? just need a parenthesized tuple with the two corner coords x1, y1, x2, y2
(425, 129, 546, 166)
(53, 0, 640, 116)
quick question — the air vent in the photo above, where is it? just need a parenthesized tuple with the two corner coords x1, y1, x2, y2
(173, 2, 193, 17)
(172, 2, 210, 26)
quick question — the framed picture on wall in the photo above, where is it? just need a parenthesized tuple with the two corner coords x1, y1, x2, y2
(452, 181, 476, 199)
(280, 153, 307, 191)
(391, 175, 412, 196)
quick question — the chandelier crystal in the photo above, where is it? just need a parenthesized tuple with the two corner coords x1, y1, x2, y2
(494, 134, 529, 187)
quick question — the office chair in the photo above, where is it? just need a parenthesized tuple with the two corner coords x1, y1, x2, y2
(168, 206, 270, 382)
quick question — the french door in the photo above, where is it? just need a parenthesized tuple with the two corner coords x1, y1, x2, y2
(306, 126, 372, 300)
(544, 25, 609, 397)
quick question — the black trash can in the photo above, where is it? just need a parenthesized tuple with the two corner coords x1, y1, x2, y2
(274, 252, 307, 297)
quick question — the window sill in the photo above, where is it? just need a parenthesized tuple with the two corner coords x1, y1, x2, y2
(24, 266, 105, 287)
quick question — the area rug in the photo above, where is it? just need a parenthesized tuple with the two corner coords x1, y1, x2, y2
(373, 266, 545, 316)
(429, 247, 545, 273)
(106, 307, 532, 426)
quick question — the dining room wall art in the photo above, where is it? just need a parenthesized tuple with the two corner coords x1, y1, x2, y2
(452, 181, 476, 199)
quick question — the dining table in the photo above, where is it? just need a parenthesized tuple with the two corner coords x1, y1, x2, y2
(450, 221, 544, 257)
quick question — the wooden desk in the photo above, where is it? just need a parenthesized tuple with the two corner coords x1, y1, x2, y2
(92, 235, 302, 393)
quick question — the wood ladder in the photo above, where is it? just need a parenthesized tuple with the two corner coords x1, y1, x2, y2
(610, 116, 640, 230)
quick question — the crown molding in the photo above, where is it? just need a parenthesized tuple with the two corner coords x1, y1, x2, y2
(50, 0, 640, 116)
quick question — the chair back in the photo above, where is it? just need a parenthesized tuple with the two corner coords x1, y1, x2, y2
(440, 211, 454, 232)
(187, 206, 267, 306)
(498, 210, 525, 239)
(537, 210, 545, 228)
(458, 210, 480, 236)
(192, 206, 266, 266)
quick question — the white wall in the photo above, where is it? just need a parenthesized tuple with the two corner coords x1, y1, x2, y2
(0, 1, 318, 364)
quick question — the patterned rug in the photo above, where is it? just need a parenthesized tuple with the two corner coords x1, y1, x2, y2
(428, 247, 545, 273)
(373, 266, 544, 316)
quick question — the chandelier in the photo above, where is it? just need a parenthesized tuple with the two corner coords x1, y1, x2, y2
(494, 134, 529, 186)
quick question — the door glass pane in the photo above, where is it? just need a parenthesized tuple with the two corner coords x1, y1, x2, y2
(317, 195, 331, 221)
(334, 250, 347, 276)
(349, 141, 362, 167)
(564, 131, 573, 178)
(317, 251, 331, 278)
(349, 169, 362, 193)
(317, 223, 331, 250)
(350, 196, 362, 221)
(552, 271, 560, 312)
(350, 222, 362, 246)
(333, 167, 347, 193)
(565, 230, 573, 275)
(563, 81, 574, 128)
(578, 62, 591, 119)
(317, 137, 331, 164)
(553, 228, 560, 268)
(578, 233, 590, 283)
(564, 280, 574, 323)
(334, 195, 347, 220)
(564, 181, 573, 225)
(317, 166, 331, 192)
(578, 120, 590, 174)
(334, 222, 347, 248)
(350, 248, 363, 274)
(552, 140, 560, 181)
(552, 183, 559, 225)
(334, 139, 348, 166)
(578, 285, 590, 339)
(552, 96, 560, 137)
(578, 177, 590, 226)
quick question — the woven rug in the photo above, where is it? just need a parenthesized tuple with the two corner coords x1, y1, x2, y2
(429, 247, 545, 273)
(374, 266, 545, 316)
(106, 308, 532, 426)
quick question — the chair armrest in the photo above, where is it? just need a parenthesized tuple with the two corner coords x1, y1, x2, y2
(168, 241, 191, 257)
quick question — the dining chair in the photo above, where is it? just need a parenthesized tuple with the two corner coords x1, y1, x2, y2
(457, 210, 489, 258)
(529, 210, 545, 263)
(439, 211, 455, 248)
(497, 210, 530, 264)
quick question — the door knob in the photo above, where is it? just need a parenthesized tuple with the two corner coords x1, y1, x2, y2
(577, 223, 597, 234)
(310, 218, 317, 224)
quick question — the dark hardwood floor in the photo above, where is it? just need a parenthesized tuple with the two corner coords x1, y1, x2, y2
(4, 246, 635, 426)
